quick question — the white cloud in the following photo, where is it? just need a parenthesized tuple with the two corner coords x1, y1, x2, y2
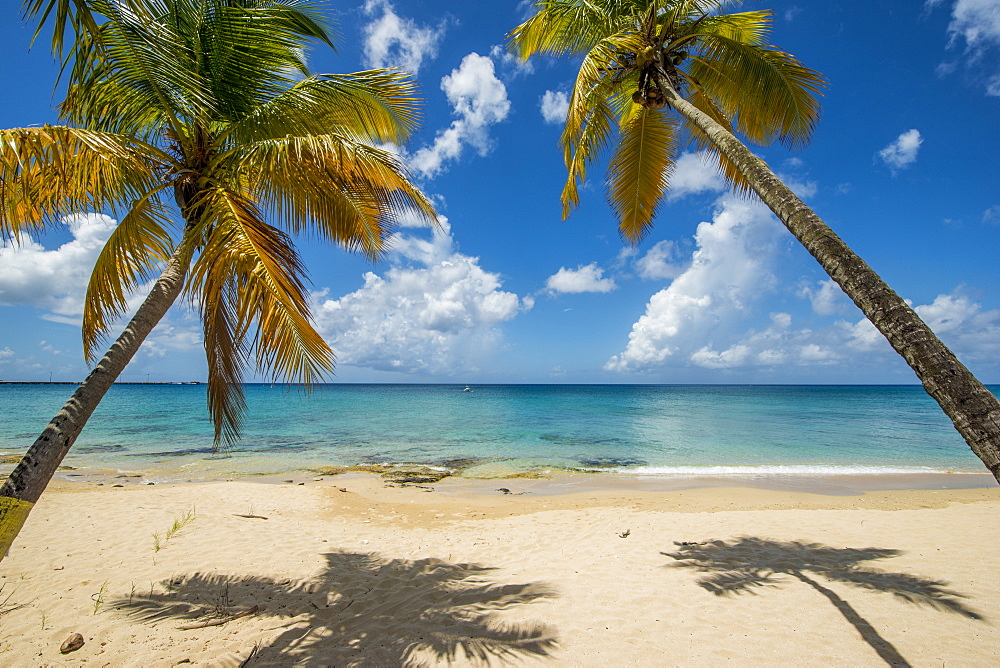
(489, 44, 534, 79)
(409, 53, 511, 179)
(690, 344, 752, 369)
(799, 279, 846, 316)
(634, 240, 686, 281)
(0, 347, 13, 361)
(666, 151, 728, 200)
(605, 194, 782, 372)
(545, 263, 617, 294)
(539, 90, 569, 124)
(930, 0, 1000, 94)
(877, 129, 923, 170)
(916, 293, 1000, 363)
(361, 0, 446, 76)
(645, 287, 1000, 375)
(941, 0, 1000, 50)
(0, 212, 206, 367)
(0, 213, 117, 318)
(312, 216, 528, 375)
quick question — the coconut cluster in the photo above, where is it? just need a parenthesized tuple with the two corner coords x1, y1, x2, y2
(631, 48, 686, 111)
(632, 88, 667, 110)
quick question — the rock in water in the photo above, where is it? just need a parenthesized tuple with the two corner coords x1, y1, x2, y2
(60, 633, 85, 654)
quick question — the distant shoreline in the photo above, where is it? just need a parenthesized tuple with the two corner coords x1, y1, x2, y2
(0, 381, 203, 385)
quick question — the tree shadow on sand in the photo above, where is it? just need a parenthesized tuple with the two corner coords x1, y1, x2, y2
(113, 551, 557, 666)
(664, 537, 984, 668)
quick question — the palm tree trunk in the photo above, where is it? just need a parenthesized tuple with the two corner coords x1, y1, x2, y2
(653, 69, 1000, 483)
(0, 235, 196, 560)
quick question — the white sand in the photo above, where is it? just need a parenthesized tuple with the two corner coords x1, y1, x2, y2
(1, 475, 998, 666)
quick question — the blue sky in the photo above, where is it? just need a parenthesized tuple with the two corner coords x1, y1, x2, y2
(1, 0, 998, 385)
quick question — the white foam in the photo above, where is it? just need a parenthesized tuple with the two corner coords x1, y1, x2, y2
(605, 465, 980, 477)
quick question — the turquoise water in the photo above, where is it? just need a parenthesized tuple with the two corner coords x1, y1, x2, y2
(0, 383, 991, 481)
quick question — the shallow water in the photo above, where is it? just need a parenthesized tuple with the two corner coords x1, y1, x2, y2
(0, 383, 992, 482)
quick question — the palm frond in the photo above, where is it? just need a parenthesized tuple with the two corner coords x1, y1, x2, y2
(21, 0, 99, 57)
(70, 1, 214, 132)
(607, 105, 680, 242)
(0, 126, 167, 241)
(559, 34, 640, 218)
(688, 34, 826, 148)
(229, 70, 422, 146)
(61, 72, 174, 141)
(82, 194, 176, 362)
(189, 186, 334, 447)
(229, 134, 435, 259)
(676, 10, 771, 48)
(508, 0, 629, 59)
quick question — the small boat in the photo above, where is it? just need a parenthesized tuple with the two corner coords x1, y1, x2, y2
(463, 385, 472, 392)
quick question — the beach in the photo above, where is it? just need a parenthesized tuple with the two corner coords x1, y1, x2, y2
(1, 473, 998, 666)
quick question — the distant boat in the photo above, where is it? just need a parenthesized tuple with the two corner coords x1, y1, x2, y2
(463, 385, 472, 392)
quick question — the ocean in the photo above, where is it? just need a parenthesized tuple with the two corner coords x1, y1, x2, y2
(0, 383, 992, 483)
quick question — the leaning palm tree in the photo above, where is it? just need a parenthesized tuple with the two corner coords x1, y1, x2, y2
(0, 0, 435, 558)
(508, 0, 1000, 481)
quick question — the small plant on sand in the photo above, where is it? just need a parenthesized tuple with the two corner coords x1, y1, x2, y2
(166, 507, 197, 541)
(0, 583, 26, 618)
(91, 580, 109, 615)
(152, 507, 197, 552)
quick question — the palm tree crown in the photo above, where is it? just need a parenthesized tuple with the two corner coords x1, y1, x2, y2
(2, 0, 435, 444)
(509, 0, 825, 241)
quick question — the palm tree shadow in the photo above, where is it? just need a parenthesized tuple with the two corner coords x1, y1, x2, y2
(113, 551, 558, 666)
(664, 537, 984, 667)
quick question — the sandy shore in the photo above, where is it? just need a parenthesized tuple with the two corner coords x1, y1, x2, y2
(1, 474, 998, 666)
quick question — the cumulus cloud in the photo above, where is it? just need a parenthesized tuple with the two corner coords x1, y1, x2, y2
(545, 263, 617, 294)
(634, 240, 686, 281)
(0, 212, 205, 366)
(877, 129, 923, 171)
(361, 0, 446, 76)
(312, 216, 528, 375)
(539, 90, 569, 124)
(0, 213, 117, 319)
(410, 53, 511, 178)
(605, 194, 783, 372)
(688, 309, 845, 370)
(666, 151, 728, 200)
(699, 290, 1000, 374)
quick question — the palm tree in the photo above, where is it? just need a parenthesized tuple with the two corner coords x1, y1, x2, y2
(508, 0, 1000, 481)
(665, 538, 983, 665)
(0, 0, 435, 559)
